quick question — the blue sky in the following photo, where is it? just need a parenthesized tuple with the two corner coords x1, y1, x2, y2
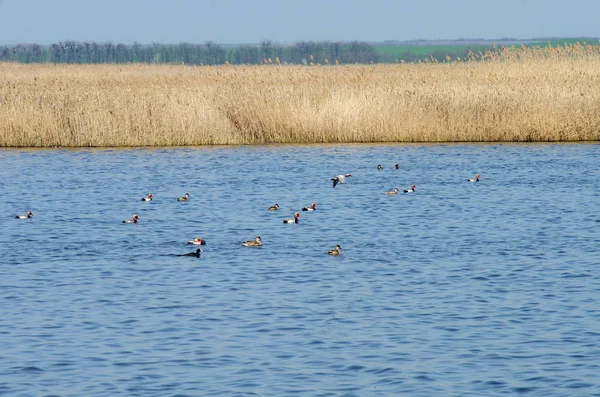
(0, 0, 598, 44)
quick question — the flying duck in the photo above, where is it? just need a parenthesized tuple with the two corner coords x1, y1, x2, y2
(242, 236, 262, 247)
(385, 188, 399, 195)
(187, 238, 206, 245)
(177, 248, 202, 257)
(328, 245, 342, 256)
(15, 211, 33, 219)
(404, 184, 416, 193)
(141, 194, 153, 201)
(283, 212, 300, 224)
(302, 203, 317, 211)
(332, 174, 352, 188)
(468, 174, 480, 182)
(268, 203, 280, 211)
(122, 214, 139, 224)
(177, 193, 190, 201)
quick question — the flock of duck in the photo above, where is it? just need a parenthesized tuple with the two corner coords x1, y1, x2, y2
(14, 166, 481, 258)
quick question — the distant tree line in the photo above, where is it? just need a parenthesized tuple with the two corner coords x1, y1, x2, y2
(0, 40, 380, 65)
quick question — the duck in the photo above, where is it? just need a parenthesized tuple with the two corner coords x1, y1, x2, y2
(242, 236, 262, 247)
(268, 203, 280, 211)
(177, 248, 202, 258)
(122, 214, 139, 224)
(177, 193, 190, 201)
(187, 238, 206, 246)
(15, 211, 33, 219)
(332, 174, 352, 188)
(141, 193, 153, 201)
(404, 184, 416, 193)
(328, 245, 342, 256)
(302, 203, 317, 211)
(283, 212, 300, 224)
(394, 164, 399, 170)
(468, 174, 480, 182)
(377, 165, 383, 170)
(385, 188, 399, 195)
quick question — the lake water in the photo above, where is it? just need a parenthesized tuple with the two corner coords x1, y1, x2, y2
(1, 144, 599, 397)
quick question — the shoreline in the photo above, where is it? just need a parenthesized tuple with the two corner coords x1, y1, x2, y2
(1, 141, 598, 151)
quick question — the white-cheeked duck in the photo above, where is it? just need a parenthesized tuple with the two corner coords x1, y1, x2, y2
(332, 174, 352, 188)
(141, 194, 153, 201)
(404, 184, 416, 193)
(385, 188, 399, 195)
(242, 236, 262, 247)
(177, 193, 190, 201)
(268, 203, 280, 211)
(122, 214, 139, 224)
(187, 238, 206, 246)
(283, 212, 300, 224)
(302, 203, 317, 211)
(15, 211, 33, 219)
(468, 174, 480, 182)
(328, 245, 342, 256)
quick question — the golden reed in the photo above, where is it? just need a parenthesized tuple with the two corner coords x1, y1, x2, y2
(1, 44, 599, 147)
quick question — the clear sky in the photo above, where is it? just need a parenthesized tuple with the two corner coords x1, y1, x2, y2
(0, 0, 598, 45)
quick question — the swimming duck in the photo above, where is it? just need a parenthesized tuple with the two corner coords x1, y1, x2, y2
(385, 188, 399, 195)
(404, 184, 416, 193)
(122, 214, 139, 224)
(468, 174, 480, 182)
(242, 236, 262, 247)
(187, 238, 206, 246)
(15, 211, 33, 219)
(332, 174, 352, 188)
(302, 203, 317, 211)
(177, 248, 202, 257)
(177, 193, 190, 201)
(377, 165, 383, 170)
(283, 212, 300, 224)
(141, 194, 153, 201)
(328, 245, 342, 256)
(394, 164, 399, 170)
(268, 203, 280, 211)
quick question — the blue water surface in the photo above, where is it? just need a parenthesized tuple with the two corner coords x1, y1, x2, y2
(0, 144, 599, 397)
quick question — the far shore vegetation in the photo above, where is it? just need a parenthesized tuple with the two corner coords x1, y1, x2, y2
(0, 38, 596, 65)
(1, 41, 599, 147)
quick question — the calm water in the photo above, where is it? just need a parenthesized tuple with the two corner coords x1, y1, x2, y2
(1, 144, 599, 397)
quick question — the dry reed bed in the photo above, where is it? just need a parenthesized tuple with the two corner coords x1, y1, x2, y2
(1, 46, 600, 147)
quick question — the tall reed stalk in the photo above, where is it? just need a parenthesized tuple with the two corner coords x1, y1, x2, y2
(1, 44, 599, 147)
